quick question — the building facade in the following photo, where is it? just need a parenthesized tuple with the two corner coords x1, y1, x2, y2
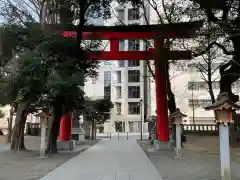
(84, 1, 151, 133)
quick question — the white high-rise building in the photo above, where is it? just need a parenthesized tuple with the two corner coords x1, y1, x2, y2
(84, 2, 151, 133)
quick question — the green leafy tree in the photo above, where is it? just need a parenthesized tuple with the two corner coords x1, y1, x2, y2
(0, 0, 113, 152)
(84, 98, 113, 139)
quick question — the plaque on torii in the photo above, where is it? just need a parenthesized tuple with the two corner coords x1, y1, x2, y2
(60, 21, 202, 146)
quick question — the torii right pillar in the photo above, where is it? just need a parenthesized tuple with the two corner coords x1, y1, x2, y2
(154, 37, 170, 150)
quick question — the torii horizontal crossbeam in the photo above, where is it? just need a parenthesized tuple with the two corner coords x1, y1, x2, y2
(44, 21, 203, 38)
(87, 50, 191, 60)
(82, 21, 203, 38)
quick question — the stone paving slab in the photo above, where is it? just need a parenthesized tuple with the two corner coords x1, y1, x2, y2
(40, 139, 163, 180)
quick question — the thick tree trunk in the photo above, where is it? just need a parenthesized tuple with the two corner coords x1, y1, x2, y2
(230, 111, 240, 147)
(7, 107, 14, 143)
(46, 96, 63, 154)
(11, 102, 28, 151)
(219, 38, 240, 103)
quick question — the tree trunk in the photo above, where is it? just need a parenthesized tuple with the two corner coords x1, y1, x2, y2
(230, 111, 240, 147)
(46, 96, 63, 154)
(166, 60, 177, 146)
(7, 107, 14, 143)
(91, 119, 95, 140)
(10, 102, 28, 151)
(19, 115, 27, 150)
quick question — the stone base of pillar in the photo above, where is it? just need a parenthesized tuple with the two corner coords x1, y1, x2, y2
(79, 131, 85, 141)
(153, 140, 172, 151)
(57, 140, 75, 151)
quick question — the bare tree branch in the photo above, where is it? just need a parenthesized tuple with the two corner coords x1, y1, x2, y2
(193, 41, 234, 57)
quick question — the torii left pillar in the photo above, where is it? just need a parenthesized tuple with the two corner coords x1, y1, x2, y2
(58, 112, 75, 151)
(154, 38, 171, 150)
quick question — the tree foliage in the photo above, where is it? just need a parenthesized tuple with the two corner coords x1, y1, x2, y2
(0, 109, 4, 118)
(84, 98, 113, 124)
(188, 0, 240, 103)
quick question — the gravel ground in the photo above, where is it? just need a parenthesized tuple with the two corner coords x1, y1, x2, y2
(138, 135, 240, 180)
(0, 136, 99, 180)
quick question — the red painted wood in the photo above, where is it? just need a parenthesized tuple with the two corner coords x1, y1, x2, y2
(86, 51, 191, 60)
(110, 40, 119, 52)
(155, 61, 169, 141)
(62, 31, 178, 40)
(59, 113, 72, 141)
(86, 51, 155, 60)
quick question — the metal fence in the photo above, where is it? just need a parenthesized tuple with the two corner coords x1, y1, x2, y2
(183, 124, 219, 135)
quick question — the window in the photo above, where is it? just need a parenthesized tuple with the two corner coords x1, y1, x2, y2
(200, 99, 212, 107)
(128, 8, 139, 20)
(129, 121, 140, 132)
(188, 99, 200, 108)
(128, 86, 140, 98)
(115, 121, 125, 132)
(104, 71, 111, 85)
(104, 86, 111, 99)
(118, 60, 125, 67)
(115, 103, 121, 115)
(116, 86, 122, 98)
(128, 60, 140, 67)
(104, 61, 111, 65)
(128, 102, 140, 114)
(188, 99, 212, 108)
(116, 71, 121, 83)
(188, 81, 220, 91)
(188, 82, 206, 91)
(128, 70, 140, 82)
(128, 40, 140, 51)
(119, 40, 125, 51)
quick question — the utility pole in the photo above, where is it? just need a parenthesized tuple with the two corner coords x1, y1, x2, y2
(191, 85, 196, 129)
(140, 99, 143, 140)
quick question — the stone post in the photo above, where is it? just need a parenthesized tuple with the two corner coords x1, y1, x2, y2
(36, 111, 49, 158)
(40, 121, 47, 157)
(170, 108, 187, 158)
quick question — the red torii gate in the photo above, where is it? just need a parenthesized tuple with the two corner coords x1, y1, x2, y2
(59, 21, 202, 146)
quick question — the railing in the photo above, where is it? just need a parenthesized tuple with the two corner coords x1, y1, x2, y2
(183, 124, 219, 135)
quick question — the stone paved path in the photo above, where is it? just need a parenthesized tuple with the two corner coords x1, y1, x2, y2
(40, 139, 163, 180)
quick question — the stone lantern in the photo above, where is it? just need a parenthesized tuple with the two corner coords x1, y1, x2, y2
(204, 92, 240, 180)
(35, 111, 50, 158)
(170, 108, 187, 158)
